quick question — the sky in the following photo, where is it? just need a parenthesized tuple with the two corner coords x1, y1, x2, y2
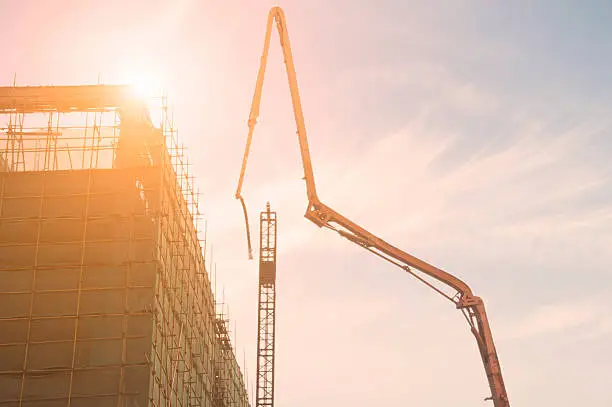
(2, 0, 612, 405)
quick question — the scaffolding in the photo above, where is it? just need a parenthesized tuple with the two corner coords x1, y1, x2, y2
(213, 306, 249, 407)
(0, 84, 250, 407)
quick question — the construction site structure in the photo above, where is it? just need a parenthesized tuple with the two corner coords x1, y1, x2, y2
(255, 203, 277, 407)
(235, 7, 510, 407)
(0, 85, 250, 407)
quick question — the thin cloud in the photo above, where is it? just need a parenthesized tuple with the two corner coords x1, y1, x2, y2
(499, 300, 612, 342)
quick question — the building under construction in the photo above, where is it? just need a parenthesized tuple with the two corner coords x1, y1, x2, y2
(0, 85, 250, 407)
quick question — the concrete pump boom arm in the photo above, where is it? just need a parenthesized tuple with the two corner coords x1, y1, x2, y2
(235, 6, 510, 407)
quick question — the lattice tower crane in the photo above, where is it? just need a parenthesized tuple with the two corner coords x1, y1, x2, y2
(256, 202, 278, 407)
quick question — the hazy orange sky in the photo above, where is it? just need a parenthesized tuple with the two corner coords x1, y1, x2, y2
(3, 1, 612, 406)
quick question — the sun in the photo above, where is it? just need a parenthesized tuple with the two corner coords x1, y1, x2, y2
(115, 52, 167, 100)
(128, 73, 164, 99)
(118, 68, 166, 125)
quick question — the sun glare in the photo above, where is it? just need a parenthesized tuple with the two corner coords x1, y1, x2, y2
(119, 68, 166, 125)
(129, 73, 163, 99)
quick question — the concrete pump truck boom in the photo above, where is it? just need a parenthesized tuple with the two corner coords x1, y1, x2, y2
(235, 7, 511, 406)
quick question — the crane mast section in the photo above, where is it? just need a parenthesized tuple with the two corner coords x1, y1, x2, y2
(256, 203, 278, 407)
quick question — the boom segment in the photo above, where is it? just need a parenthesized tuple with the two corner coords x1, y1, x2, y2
(235, 6, 510, 407)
